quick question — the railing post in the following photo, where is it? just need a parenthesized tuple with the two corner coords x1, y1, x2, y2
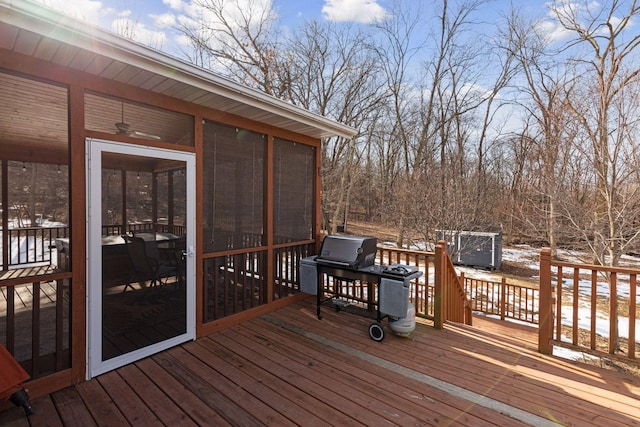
(609, 272, 617, 355)
(434, 240, 446, 329)
(500, 277, 506, 321)
(539, 247, 553, 354)
(630, 275, 637, 359)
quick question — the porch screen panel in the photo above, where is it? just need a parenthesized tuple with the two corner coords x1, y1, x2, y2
(203, 122, 265, 253)
(171, 169, 187, 230)
(101, 169, 123, 235)
(6, 162, 70, 267)
(153, 169, 187, 234)
(273, 139, 315, 244)
(125, 171, 154, 233)
(0, 72, 71, 378)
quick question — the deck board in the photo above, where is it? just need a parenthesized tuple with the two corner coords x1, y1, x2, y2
(95, 370, 163, 426)
(116, 363, 197, 426)
(73, 380, 129, 426)
(233, 320, 429, 426)
(5, 297, 640, 426)
(239, 316, 517, 426)
(24, 396, 61, 427)
(135, 355, 234, 426)
(49, 387, 97, 427)
(184, 339, 329, 426)
(200, 334, 362, 426)
(162, 346, 290, 426)
(270, 304, 533, 426)
(214, 327, 384, 426)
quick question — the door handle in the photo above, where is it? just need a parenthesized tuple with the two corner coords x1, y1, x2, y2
(183, 245, 195, 257)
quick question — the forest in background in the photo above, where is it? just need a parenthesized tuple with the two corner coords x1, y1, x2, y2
(168, 0, 640, 269)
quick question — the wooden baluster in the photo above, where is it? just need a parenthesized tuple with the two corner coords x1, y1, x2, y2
(538, 247, 553, 354)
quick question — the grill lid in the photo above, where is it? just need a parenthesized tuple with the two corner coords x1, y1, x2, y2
(316, 235, 377, 269)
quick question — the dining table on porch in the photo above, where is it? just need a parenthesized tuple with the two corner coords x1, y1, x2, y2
(55, 231, 184, 285)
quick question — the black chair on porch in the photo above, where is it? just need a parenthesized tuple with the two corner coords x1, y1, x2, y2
(122, 235, 178, 291)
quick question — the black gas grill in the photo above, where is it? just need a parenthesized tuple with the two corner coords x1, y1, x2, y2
(300, 235, 422, 341)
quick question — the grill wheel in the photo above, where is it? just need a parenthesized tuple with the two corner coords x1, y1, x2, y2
(368, 322, 385, 341)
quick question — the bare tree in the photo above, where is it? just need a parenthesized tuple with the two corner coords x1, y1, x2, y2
(176, 0, 284, 96)
(498, 126, 537, 241)
(500, 6, 577, 256)
(551, 0, 640, 265)
(371, 0, 425, 246)
(472, 22, 518, 222)
(400, 0, 496, 247)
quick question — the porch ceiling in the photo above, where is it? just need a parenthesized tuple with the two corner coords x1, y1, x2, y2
(0, 0, 357, 156)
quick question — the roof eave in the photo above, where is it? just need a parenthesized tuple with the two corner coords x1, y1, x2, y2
(2, 0, 358, 140)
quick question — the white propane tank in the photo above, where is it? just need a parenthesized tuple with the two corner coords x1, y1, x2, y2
(389, 302, 415, 336)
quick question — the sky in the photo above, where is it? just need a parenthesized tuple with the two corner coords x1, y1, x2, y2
(32, 0, 551, 57)
(34, 0, 396, 50)
(35, 0, 391, 27)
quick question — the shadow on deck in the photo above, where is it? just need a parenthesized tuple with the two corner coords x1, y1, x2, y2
(2, 297, 639, 426)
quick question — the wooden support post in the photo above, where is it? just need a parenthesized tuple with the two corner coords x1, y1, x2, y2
(539, 247, 553, 354)
(2, 160, 8, 270)
(433, 241, 446, 329)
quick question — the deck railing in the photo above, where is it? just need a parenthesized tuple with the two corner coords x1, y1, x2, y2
(0, 224, 188, 270)
(102, 223, 185, 237)
(443, 248, 640, 365)
(0, 270, 72, 379)
(4, 226, 69, 269)
(435, 242, 473, 327)
(273, 242, 315, 301)
(1, 224, 184, 271)
(539, 248, 640, 363)
(203, 250, 268, 322)
(461, 274, 540, 324)
(377, 241, 472, 327)
(376, 246, 435, 319)
(1, 225, 73, 380)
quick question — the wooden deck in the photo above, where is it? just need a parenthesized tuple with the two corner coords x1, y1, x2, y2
(2, 297, 640, 426)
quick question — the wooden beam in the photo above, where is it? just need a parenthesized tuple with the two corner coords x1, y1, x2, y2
(0, 143, 68, 165)
(433, 241, 445, 329)
(2, 161, 8, 269)
(194, 115, 204, 333)
(538, 247, 553, 355)
(69, 85, 86, 384)
(266, 134, 274, 304)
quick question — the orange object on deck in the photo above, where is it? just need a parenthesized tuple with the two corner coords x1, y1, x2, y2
(0, 344, 29, 400)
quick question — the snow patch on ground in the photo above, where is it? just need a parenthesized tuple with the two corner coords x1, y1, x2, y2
(421, 242, 640, 362)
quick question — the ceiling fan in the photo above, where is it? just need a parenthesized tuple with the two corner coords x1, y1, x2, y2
(115, 103, 162, 140)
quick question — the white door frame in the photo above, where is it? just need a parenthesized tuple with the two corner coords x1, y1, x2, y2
(86, 138, 196, 378)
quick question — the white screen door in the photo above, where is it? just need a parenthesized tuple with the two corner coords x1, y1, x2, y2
(87, 139, 195, 378)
